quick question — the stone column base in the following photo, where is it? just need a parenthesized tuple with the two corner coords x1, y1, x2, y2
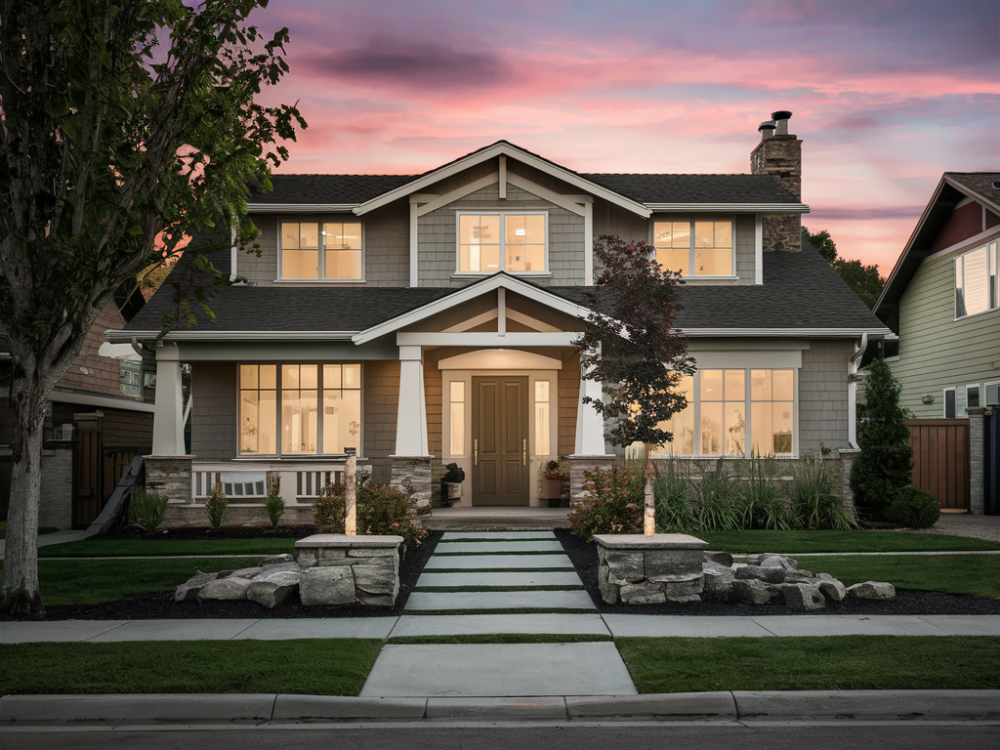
(389, 455, 433, 509)
(568, 454, 615, 507)
(594, 533, 709, 605)
(295, 534, 404, 607)
(143, 455, 195, 504)
(966, 407, 990, 515)
(837, 448, 860, 513)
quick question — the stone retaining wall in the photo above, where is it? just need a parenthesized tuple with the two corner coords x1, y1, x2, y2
(594, 533, 709, 605)
(295, 534, 403, 606)
(390, 455, 432, 509)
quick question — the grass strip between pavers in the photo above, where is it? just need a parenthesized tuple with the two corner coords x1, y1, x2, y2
(698, 529, 1000, 554)
(426, 567, 576, 573)
(405, 607, 596, 615)
(0, 640, 382, 696)
(616, 636, 1000, 693)
(430, 550, 568, 556)
(388, 634, 612, 644)
(38, 538, 297, 558)
(787, 553, 1000, 598)
(414, 585, 584, 592)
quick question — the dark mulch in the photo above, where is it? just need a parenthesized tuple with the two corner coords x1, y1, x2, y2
(553, 528, 1000, 616)
(99, 524, 320, 540)
(41, 530, 443, 621)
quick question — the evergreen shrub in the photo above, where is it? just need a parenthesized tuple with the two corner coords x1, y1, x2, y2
(884, 486, 941, 529)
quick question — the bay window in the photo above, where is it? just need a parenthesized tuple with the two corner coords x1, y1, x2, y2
(280, 220, 363, 280)
(240, 363, 361, 456)
(955, 239, 999, 319)
(458, 212, 547, 274)
(654, 219, 734, 277)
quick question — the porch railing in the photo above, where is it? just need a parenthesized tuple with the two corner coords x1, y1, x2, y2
(191, 459, 370, 502)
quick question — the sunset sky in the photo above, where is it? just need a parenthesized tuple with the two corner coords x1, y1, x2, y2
(249, 0, 999, 272)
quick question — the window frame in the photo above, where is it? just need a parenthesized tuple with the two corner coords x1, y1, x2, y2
(237, 362, 363, 457)
(276, 218, 365, 283)
(652, 217, 737, 279)
(943, 387, 957, 419)
(984, 380, 1000, 406)
(953, 238, 999, 320)
(454, 210, 550, 276)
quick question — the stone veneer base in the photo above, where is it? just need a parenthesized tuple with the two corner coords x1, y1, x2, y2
(594, 533, 709, 605)
(294, 534, 404, 607)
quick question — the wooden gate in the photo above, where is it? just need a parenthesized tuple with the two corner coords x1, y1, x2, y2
(906, 419, 970, 511)
(73, 419, 143, 529)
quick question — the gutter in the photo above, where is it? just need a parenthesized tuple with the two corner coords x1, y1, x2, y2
(644, 202, 810, 214)
(847, 331, 868, 449)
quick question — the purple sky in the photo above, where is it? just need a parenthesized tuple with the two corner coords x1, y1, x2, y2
(249, 0, 999, 271)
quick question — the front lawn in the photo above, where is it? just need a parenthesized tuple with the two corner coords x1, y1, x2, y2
(0, 639, 381, 696)
(789, 554, 1000, 598)
(0, 557, 266, 606)
(0, 523, 58, 539)
(38, 538, 296, 558)
(617, 636, 1000, 693)
(698, 529, 1000, 554)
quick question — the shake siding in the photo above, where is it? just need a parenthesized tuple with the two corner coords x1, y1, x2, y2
(242, 215, 278, 285)
(558, 351, 581, 457)
(734, 215, 756, 284)
(190, 362, 238, 459)
(889, 235, 1000, 418)
(101, 410, 153, 448)
(364, 360, 400, 484)
(798, 340, 852, 453)
(424, 360, 446, 498)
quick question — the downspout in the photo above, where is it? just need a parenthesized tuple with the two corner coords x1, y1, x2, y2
(848, 332, 868, 449)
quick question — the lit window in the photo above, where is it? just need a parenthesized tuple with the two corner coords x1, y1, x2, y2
(654, 220, 733, 277)
(955, 240, 999, 318)
(280, 221, 363, 280)
(535, 381, 551, 456)
(458, 213, 546, 273)
(449, 381, 465, 456)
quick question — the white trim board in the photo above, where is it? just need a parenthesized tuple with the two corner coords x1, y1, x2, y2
(247, 204, 358, 213)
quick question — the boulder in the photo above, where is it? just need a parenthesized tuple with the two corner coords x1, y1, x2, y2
(218, 566, 266, 580)
(247, 570, 301, 609)
(817, 577, 847, 602)
(198, 576, 254, 601)
(259, 554, 295, 567)
(300, 566, 356, 606)
(735, 565, 786, 584)
(782, 583, 826, 610)
(846, 581, 896, 599)
(619, 582, 667, 605)
(598, 563, 619, 605)
(703, 550, 734, 567)
(758, 554, 799, 571)
(732, 578, 781, 605)
(782, 569, 815, 583)
(702, 567, 737, 601)
(174, 572, 220, 602)
(252, 561, 300, 576)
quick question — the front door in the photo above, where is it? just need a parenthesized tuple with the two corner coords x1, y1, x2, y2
(472, 375, 529, 506)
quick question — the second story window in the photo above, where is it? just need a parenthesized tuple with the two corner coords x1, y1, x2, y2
(654, 219, 733, 277)
(955, 239, 999, 319)
(280, 221, 363, 281)
(458, 212, 547, 274)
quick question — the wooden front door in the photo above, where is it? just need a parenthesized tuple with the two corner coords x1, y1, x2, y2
(472, 376, 529, 506)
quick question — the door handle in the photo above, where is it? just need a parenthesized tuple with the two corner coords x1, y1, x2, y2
(523, 438, 527, 466)
(474, 439, 478, 466)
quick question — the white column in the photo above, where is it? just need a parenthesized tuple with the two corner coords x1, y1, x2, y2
(409, 202, 419, 287)
(574, 356, 606, 454)
(152, 345, 186, 455)
(584, 199, 594, 286)
(395, 345, 428, 456)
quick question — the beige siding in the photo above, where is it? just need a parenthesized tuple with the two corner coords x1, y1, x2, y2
(734, 215, 756, 284)
(363, 360, 400, 484)
(241, 215, 278, 284)
(190, 362, 238, 459)
(558, 351, 581, 456)
(889, 233, 1000, 418)
(424, 359, 446, 499)
(798, 340, 852, 453)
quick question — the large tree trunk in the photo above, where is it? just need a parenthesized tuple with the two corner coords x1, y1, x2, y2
(1, 365, 49, 619)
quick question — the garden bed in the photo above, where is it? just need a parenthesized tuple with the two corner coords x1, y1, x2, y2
(554, 529, 1000, 616)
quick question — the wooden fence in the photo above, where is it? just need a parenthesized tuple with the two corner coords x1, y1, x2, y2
(906, 419, 970, 511)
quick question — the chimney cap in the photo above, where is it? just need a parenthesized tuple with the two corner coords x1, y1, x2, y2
(758, 120, 776, 132)
(771, 110, 792, 121)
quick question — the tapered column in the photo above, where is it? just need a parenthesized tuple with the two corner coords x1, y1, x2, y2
(152, 345, 186, 455)
(574, 358, 606, 455)
(394, 345, 428, 456)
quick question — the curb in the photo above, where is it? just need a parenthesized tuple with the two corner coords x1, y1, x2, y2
(2, 691, 999, 725)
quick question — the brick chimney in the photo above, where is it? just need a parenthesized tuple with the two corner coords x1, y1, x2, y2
(751, 110, 802, 252)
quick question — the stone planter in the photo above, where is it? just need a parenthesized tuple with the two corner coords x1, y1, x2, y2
(593, 533, 709, 605)
(294, 534, 404, 607)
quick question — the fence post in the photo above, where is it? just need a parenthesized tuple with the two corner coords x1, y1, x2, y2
(966, 407, 988, 515)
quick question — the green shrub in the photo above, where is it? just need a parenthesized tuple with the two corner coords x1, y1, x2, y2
(739, 454, 797, 530)
(314, 474, 427, 549)
(884, 486, 941, 529)
(128, 488, 168, 531)
(687, 459, 743, 531)
(264, 489, 285, 529)
(790, 454, 857, 530)
(205, 483, 228, 528)
(569, 461, 644, 541)
(653, 459, 693, 532)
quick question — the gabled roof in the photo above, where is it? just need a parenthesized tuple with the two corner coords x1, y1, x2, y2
(580, 173, 800, 206)
(874, 171, 1000, 327)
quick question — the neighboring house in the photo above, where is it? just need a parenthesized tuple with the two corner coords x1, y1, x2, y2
(0, 285, 154, 529)
(109, 112, 890, 523)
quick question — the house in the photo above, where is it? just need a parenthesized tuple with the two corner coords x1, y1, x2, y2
(0, 285, 154, 529)
(108, 112, 890, 524)
(873, 172, 1000, 513)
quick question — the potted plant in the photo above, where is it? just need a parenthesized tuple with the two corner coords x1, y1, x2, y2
(542, 459, 565, 507)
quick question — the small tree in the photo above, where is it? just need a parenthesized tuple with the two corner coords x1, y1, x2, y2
(575, 235, 694, 534)
(850, 355, 913, 519)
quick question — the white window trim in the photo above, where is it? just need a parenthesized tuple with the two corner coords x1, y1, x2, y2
(966, 383, 981, 409)
(455, 210, 550, 276)
(943, 386, 957, 419)
(984, 380, 1000, 406)
(276, 219, 365, 283)
(953, 238, 999, 320)
(653, 217, 737, 280)
(237, 362, 364, 457)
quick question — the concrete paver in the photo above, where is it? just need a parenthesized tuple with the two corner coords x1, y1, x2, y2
(415, 571, 584, 587)
(86, 619, 260, 642)
(432, 540, 565, 554)
(603, 615, 776, 638)
(405, 590, 595, 611)
(424, 554, 573, 570)
(390, 613, 611, 637)
(232, 618, 398, 640)
(0, 620, 130, 644)
(360, 642, 637, 697)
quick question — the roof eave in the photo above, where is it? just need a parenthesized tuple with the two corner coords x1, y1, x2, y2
(246, 203, 359, 213)
(645, 202, 810, 214)
(107, 329, 359, 343)
(681, 327, 891, 337)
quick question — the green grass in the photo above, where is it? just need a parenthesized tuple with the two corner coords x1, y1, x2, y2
(0, 557, 266, 606)
(789, 554, 1000, 598)
(0, 523, 58, 539)
(388, 634, 612, 644)
(38, 538, 296, 558)
(414, 585, 584, 592)
(617, 636, 1000, 693)
(0, 640, 382, 696)
(698, 529, 1000, 554)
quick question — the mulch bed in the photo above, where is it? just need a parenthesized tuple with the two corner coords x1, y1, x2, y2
(41, 529, 442, 621)
(553, 528, 1000, 616)
(98, 524, 321, 540)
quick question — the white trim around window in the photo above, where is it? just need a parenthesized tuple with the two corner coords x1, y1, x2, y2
(277, 219, 365, 282)
(653, 217, 736, 279)
(984, 380, 1000, 406)
(455, 211, 549, 275)
(953, 238, 999, 320)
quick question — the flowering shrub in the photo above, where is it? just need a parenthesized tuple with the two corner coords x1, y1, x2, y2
(568, 462, 644, 542)
(314, 474, 427, 549)
(205, 483, 228, 528)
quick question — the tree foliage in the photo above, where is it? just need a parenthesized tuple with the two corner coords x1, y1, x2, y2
(850, 355, 913, 519)
(0, 0, 304, 618)
(803, 226, 885, 309)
